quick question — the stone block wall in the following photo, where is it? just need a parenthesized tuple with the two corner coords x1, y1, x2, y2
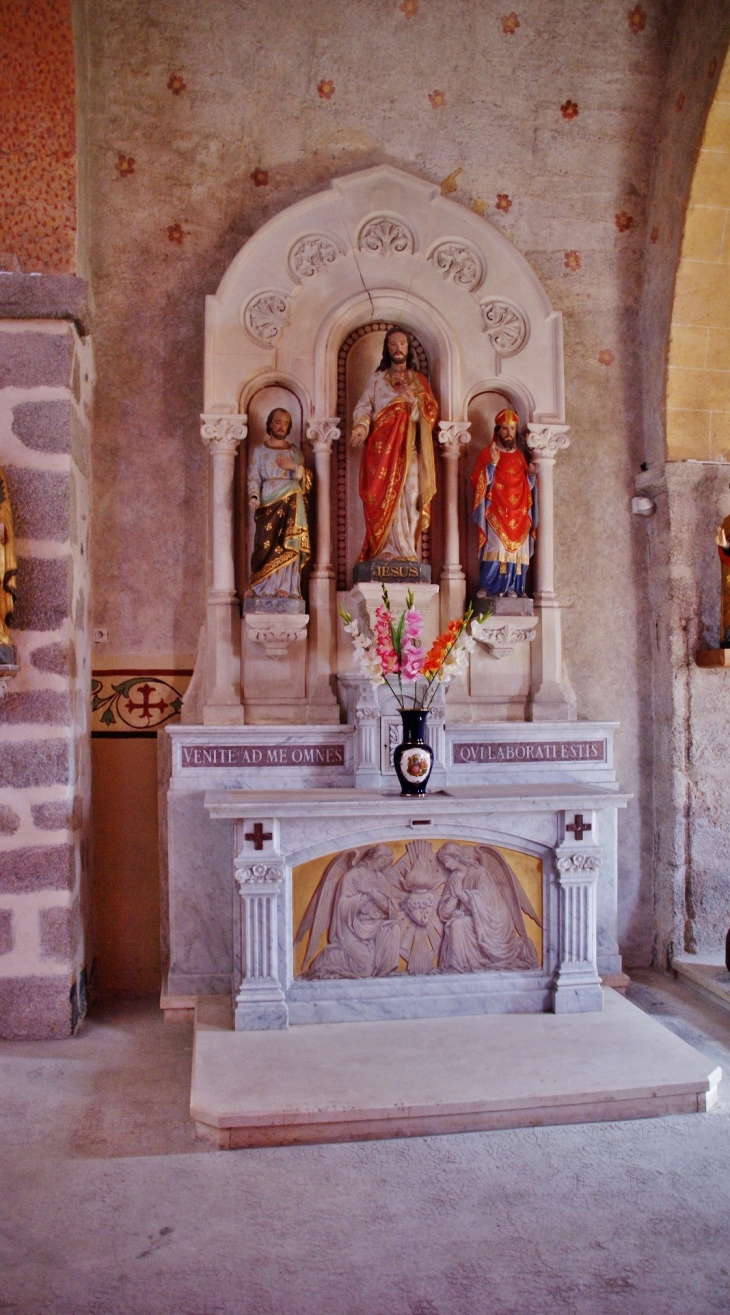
(0, 274, 93, 1039)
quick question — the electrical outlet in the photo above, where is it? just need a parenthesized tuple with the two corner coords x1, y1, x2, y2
(92, 627, 108, 644)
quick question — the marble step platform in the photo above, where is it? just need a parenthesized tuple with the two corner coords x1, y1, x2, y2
(673, 954, 730, 1014)
(190, 990, 720, 1150)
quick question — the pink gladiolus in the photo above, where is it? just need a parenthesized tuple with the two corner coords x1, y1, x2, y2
(374, 604, 398, 673)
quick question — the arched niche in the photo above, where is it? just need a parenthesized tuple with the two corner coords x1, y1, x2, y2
(205, 163, 565, 427)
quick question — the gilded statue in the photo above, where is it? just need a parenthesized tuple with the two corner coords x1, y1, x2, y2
(246, 408, 311, 602)
(350, 326, 438, 564)
(716, 512, 730, 648)
(0, 465, 17, 663)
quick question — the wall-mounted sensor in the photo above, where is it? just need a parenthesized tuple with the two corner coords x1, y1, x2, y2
(631, 496, 655, 516)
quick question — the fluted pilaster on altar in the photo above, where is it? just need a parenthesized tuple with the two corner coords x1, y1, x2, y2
(525, 423, 574, 723)
(234, 858, 288, 1030)
(304, 418, 341, 722)
(553, 845, 604, 1013)
(201, 413, 247, 725)
(437, 420, 471, 627)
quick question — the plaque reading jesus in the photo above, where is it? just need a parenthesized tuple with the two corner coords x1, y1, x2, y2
(350, 326, 439, 565)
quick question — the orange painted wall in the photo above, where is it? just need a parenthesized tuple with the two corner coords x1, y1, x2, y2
(0, 0, 76, 272)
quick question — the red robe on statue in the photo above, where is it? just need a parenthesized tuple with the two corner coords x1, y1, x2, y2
(356, 371, 439, 562)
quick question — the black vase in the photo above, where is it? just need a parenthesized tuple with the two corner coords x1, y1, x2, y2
(393, 709, 434, 795)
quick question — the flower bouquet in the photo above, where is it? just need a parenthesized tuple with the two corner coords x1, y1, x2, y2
(339, 586, 481, 794)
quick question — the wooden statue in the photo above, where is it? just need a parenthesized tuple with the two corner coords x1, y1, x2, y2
(0, 465, 17, 663)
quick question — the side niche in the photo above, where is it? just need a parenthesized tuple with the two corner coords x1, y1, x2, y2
(293, 838, 543, 979)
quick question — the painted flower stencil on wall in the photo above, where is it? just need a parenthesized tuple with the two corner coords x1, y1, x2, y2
(598, 349, 615, 366)
(317, 79, 335, 100)
(167, 222, 185, 245)
(250, 167, 269, 187)
(615, 211, 633, 232)
(560, 100, 579, 120)
(502, 12, 520, 34)
(115, 153, 135, 177)
(564, 250, 582, 272)
(167, 73, 186, 95)
(496, 193, 512, 212)
(627, 5, 646, 35)
(429, 90, 446, 108)
(400, 0, 418, 17)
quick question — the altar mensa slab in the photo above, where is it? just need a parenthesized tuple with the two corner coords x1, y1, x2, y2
(190, 989, 721, 1149)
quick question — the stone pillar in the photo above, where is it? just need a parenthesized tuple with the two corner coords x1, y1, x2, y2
(526, 424, 574, 722)
(0, 274, 93, 1039)
(200, 414, 247, 725)
(437, 421, 471, 627)
(304, 418, 341, 723)
(553, 847, 604, 1013)
(233, 818, 288, 1030)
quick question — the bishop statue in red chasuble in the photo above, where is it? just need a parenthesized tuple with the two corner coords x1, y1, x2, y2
(471, 408, 538, 598)
(351, 327, 439, 563)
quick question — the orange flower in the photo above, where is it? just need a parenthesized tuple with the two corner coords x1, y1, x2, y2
(167, 72, 186, 95)
(250, 167, 269, 187)
(429, 90, 446, 109)
(400, 0, 418, 16)
(615, 210, 633, 232)
(496, 193, 512, 212)
(115, 153, 135, 177)
(502, 12, 520, 34)
(560, 99, 579, 120)
(676, 91, 685, 112)
(650, 225, 659, 244)
(627, 5, 646, 34)
(317, 78, 335, 100)
(167, 222, 185, 245)
(598, 349, 615, 367)
(564, 249, 582, 271)
(422, 620, 462, 673)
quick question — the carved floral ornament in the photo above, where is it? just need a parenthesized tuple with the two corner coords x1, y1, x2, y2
(556, 852, 602, 874)
(480, 300, 528, 355)
(526, 423, 570, 456)
(357, 214, 416, 257)
(242, 288, 291, 346)
(428, 240, 485, 292)
(288, 233, 345, 282)
(200, 415, 247, 449)
(235, 862, 285, 887)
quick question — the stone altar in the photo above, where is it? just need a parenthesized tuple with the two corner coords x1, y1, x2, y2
(161, 164, 630, 1042)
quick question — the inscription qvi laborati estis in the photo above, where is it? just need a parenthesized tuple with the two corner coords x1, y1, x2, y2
(452, 740, 607, 765)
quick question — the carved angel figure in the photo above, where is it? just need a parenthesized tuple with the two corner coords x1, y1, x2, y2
(436, 843, 541, 973)
(295, 845, 402, 979)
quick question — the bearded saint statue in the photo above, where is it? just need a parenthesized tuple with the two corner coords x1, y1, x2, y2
(0, 465, 17, 663)
(470, 408, 538, 598)
(246, 407, 311, 602)
(350, 326, 439, 563)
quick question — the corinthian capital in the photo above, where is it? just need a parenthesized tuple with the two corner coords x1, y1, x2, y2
(306, 418, 341, 455)
(437, 420, 471, 454)
(200, 414, 248, 452)
(526, 423, 570, 457)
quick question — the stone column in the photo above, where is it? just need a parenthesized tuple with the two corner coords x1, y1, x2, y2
(525, 424, 573, 722)
(437, 421, 471, 627)
(304, 419, 341, 722)
(234, 860, 288, 1030)
(200, 414, 247, 725)
(553, 847, 604, 1014)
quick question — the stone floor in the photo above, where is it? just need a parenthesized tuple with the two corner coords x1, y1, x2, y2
(2, 970, 730, 1315)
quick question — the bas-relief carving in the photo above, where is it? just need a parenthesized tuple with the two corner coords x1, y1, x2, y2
(480, 300, 528, 355)
(357, 215, 416, 257)
(294, 839, 542, 979)
(242, 289, 291, 345)
(288, 233, 345, 281)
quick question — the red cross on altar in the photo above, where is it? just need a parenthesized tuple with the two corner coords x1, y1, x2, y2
(566, 814, 592, 841)
(246, 822, 272, 851)
(125, 683, 168, 722)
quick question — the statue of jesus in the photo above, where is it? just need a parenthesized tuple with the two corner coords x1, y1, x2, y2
(350, 326, 438, 563)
